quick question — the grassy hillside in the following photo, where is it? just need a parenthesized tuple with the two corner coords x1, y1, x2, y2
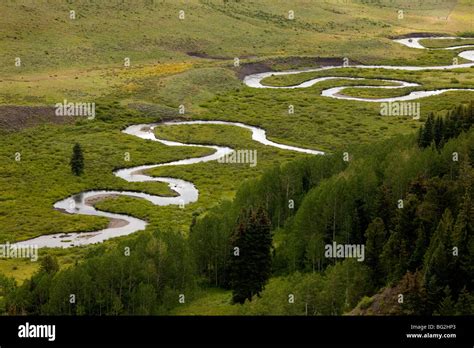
(0, 0, 472, 104)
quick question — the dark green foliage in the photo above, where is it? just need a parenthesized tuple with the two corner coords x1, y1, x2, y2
(40, 255, 59, 274)
(454, 287, 474, 315)
(419, 113, 434, 148)
(423, 209, 457, 308)
(352, 198, 371, 244)
(434, 116, 444, 148)
(229, 207, 273, 304)
(434, 286, 456, 315)
(5, 229, 196, 315)
(452, 168, 474, 292)
(70, 143, 84, 176)
(0, 274, 16, 314)
(189, 103, 473, 314)
(189, 201, 234, 288)
(375, 185, 394, 230)
(365, 218, 386, 286)
(399, 271, 430, 315)
(381, 194, 423, 281)
(418, 101, 474, 149)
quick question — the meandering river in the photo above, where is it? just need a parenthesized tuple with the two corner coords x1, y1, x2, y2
(17, 37, 474, 247)
(17, 121, 320, 247)
(243, 36, 474, 102)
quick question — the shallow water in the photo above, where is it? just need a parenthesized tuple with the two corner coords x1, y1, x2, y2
(244, 37, 474, 102)
(17, 122, 321, 248)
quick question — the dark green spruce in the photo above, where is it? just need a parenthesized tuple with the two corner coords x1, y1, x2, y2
(229, 207, 273, 304)
(70, 143, 84, 176)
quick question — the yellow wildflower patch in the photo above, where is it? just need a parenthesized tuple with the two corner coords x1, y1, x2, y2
(118, 62, 193, 79)
(122, 82, 140, 93)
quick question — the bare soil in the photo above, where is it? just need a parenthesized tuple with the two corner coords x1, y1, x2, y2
(235, 56, 361, 80)
(390, 32, 451, 39)
(0, 105, 74, 131)
(85, 194, 119, 206)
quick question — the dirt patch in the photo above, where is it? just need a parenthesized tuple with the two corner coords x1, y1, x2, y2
(187, 51, 229, 60)
(0, 105, 74, 131)
(108, 218, 129, 228)
(390, 32, 451, 39)
(85, 194, 119, 206)
(236, 61, 273, 80)
(235, 57, 361, 80)
(187, 51, 257, 60)
(85, 194, 130, 227)
(272, 56, 353, 68)
(350, 272, 424, 315)
(350, 285, 401, 316)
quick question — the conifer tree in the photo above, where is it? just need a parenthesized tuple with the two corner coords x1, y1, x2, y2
(455, 287, 473, 315)
(365, 218, 386, 285)
(433, 116, 444, 149)
(40, 255, 59, 274)
(399, 271, 429, 315)
(417, 125, 424, 148)
(375, 185, 393, 230)
(452, 179, 473, 292)
(229, 207, 272, 304)
(70, 143, 84, 176)
(381, 194, 421, 281)
(419, 113, 434, 148)
(423, 209, 456, 308)
(434, 286, 456, 315)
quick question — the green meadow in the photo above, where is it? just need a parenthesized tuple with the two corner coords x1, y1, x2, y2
(0, 0, 473, 314)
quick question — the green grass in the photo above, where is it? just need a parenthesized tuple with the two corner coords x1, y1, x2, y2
(0, 258, 39, 284)
(259, 66, 474, 103)
(0, 111, 214, 242)
(0, 0, 473, 285)
(338, 87, 419, 99)
(195, 76, 472, 151)
(0, 245, 93, 283)
(421, 38, 474, 48)
(170, 288, 239, 315)
(120, 67, 242, 112)
(262, 67, 474, 89)
(1, 0, 472, 104)
(96, 123, 310, 234)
